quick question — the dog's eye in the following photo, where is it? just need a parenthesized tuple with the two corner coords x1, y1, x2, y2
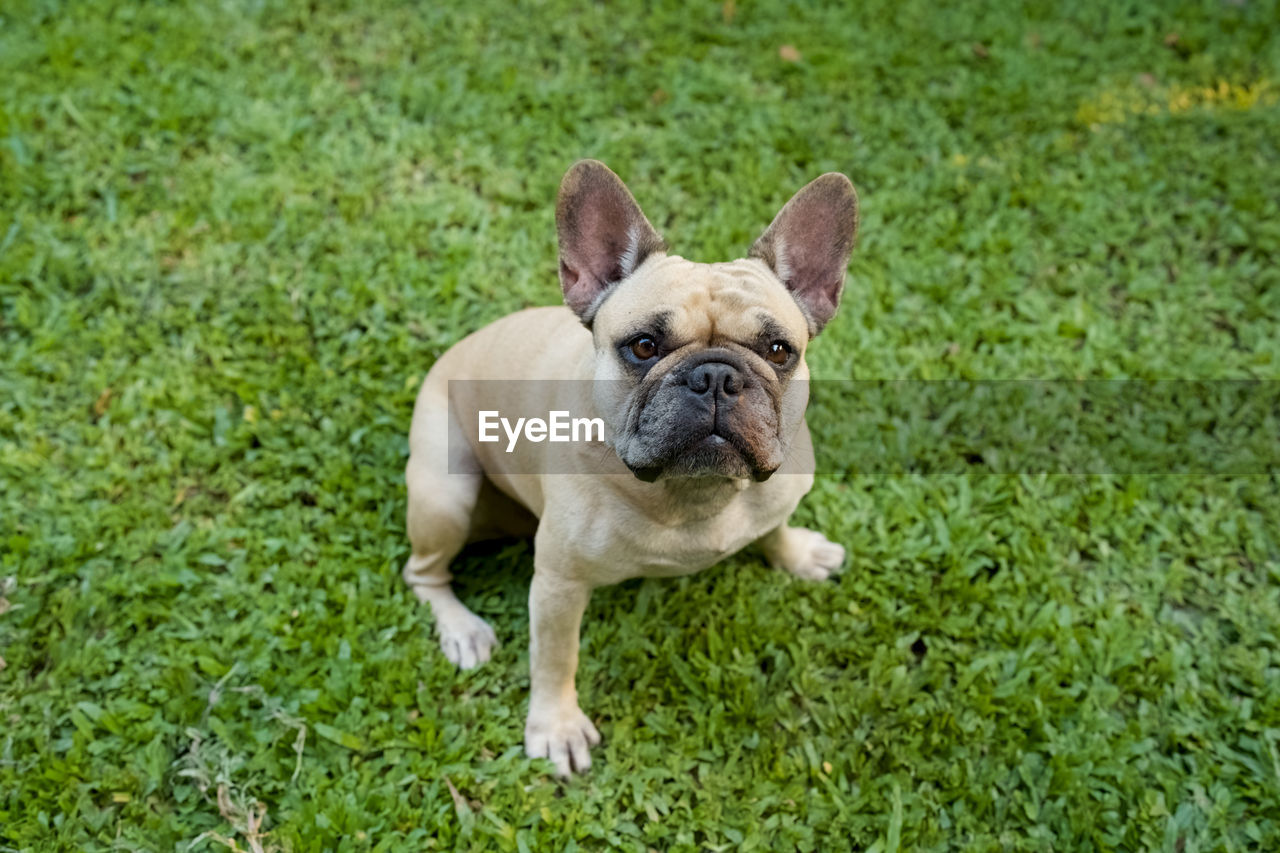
(629, 336, 658, 360)
(765, 341, 792, 365)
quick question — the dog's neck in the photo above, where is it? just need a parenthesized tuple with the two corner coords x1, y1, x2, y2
(610, 474, 754, 526)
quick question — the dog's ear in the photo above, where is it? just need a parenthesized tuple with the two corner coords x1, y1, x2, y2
(750, 173, 859, 336)
(556, 160, 666, 324)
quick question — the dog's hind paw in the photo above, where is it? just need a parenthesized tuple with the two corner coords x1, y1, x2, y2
(762, 525, 846, 581)
(437, 609, 499, 670)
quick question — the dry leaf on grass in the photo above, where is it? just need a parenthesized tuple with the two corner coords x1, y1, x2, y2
(443, 775, 472, 817)
(93, 387, 112, 416)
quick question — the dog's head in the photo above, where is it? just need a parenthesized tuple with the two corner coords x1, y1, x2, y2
(556, 160, 858, 482)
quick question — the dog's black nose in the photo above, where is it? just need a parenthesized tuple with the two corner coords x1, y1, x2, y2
(687, 362, 742, 397)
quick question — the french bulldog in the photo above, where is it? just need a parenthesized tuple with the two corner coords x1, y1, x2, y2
(403, 160, 858, 776)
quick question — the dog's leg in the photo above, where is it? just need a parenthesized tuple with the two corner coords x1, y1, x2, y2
(524, 559, 600, 776)
(759, 523, 846, 581)
(404, 397, 498, 670)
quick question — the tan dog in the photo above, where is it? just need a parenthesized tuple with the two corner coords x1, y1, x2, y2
(403, 160, 858, 776)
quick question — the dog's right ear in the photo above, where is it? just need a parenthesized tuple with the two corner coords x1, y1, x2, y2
(556, 160, 666, 324)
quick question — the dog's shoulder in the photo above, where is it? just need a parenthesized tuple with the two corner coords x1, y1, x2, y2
(429, 305, 591, 381)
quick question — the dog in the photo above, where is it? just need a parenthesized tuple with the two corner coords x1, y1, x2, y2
(403, 160, 858, 776)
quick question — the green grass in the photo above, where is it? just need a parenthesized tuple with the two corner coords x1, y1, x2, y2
(2, 0, 1279, 849)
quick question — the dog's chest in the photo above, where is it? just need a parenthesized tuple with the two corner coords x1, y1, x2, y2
(582, 487, 796, 582)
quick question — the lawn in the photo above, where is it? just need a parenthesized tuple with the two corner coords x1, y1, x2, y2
(2, 0, 1279, 849)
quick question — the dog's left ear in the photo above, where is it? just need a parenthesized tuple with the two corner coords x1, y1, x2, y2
(556, 160, 666, 325)
(750, 173, 859, 336)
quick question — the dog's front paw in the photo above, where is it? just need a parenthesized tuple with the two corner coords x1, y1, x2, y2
(764, 526, 846, 581)
(525, 704, 601, 777)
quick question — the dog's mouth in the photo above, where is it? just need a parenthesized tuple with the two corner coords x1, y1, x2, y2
(622, 427, 777, 483)
(616, 354, 788, 483)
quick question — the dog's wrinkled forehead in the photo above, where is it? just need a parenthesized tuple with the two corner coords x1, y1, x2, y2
(594, 255, 810, 346)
